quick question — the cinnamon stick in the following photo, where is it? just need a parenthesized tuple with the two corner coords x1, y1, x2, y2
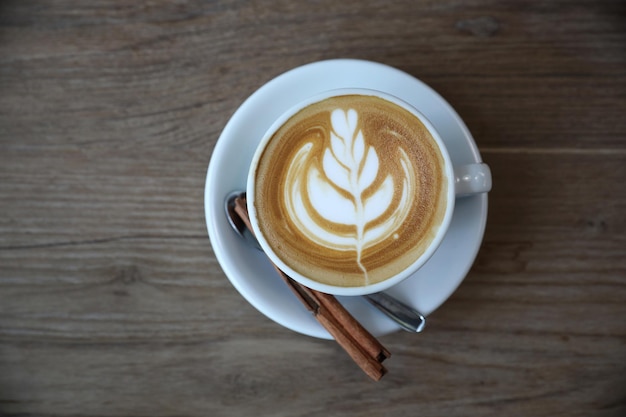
(315, 291, 391, 362)
(233, 195, 390, 380)
(315, 308, 387, 381)
(268, 264, 387, 381)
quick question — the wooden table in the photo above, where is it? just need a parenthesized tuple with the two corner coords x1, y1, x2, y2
(1, 1, 624, 416)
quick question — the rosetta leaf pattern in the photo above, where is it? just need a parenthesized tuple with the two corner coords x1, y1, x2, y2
(319, 108, 389, 280)
(285, 108, 414, 286)
(324, 109, 373, 196)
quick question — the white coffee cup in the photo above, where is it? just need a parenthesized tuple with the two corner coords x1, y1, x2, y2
(247, 88, 491, 296)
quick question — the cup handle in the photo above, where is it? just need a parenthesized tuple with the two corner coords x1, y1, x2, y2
(454, 163, 492, 197)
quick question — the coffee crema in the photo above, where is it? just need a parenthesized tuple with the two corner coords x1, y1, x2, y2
(253, 94, 448, 287)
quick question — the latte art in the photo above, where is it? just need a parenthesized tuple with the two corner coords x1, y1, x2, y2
(253, 94, 448, 287)
(285, 109, 415, 284)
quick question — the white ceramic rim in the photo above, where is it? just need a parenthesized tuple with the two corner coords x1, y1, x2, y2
(246, 88, 456, 296)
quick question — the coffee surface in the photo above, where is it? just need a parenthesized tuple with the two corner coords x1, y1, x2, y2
(253, 94, 448, 287)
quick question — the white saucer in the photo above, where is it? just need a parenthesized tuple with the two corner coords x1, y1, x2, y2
(205, 59, 488, 339)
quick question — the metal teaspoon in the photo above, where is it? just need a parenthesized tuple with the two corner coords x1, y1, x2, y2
(225, 191, 426, 333)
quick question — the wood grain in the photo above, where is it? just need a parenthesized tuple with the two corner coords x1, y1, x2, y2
(1, 1, 625, 416)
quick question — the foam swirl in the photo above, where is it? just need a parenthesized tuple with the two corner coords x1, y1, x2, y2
(284, 109, 414, 284)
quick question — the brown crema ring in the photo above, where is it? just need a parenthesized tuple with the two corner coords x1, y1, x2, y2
(253, 95, 448, 288)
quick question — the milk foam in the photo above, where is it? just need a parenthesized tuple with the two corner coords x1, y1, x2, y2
(253, 94, 447, 288)
(283, 109, 414, 284)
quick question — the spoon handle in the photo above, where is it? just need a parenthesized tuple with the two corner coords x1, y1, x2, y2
(226, 191, 427, 335)
(364, 292, 426, 333)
